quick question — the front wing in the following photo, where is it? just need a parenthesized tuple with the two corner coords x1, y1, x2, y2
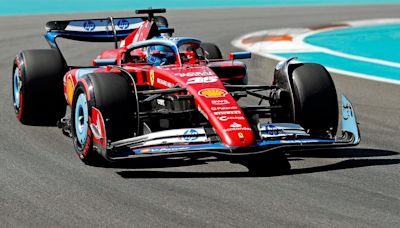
(106, 96, 360, 160)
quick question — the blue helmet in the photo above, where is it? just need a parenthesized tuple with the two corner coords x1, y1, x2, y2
(146, 45, 175, 66)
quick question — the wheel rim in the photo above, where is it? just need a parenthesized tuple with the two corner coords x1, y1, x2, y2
(13, 68, 21, 110)
(74, 93, 89, 149)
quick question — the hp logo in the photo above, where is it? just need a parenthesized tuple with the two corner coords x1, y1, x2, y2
(83, 20, 96, 31)
(182, 129, 199, 141)
(117, 19, 130, 29)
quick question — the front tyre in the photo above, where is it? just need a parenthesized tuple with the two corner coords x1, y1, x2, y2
(71, 85, 100, 165)
(272, 61, 338, 137)
(291, 63, 338, 136)
(71, 73, 137, 165)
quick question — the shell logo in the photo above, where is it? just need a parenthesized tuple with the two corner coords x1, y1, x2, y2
(198, 88, 227, 98)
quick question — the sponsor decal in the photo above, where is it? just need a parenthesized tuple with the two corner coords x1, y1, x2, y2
(224, 127, 252, 132)
(217, 116, 245, 121)
(149, 70, 155, 86)
(149, 146, 190, 152)
(238, 132, 244, 139)
(211, 99, 230, 105)
(156, 78, 174, 88)
(343, 103, 353, 120)
(211, 106, 238, 111)
(229, 122, 242, 128)
(265, 124, 283, 136)
(198, 88, 227, 98)
(181, 129, 199, 141)
(279, 139, 321, 144)
(168, 66, 205, 71)
(175, 71, 214, 77)
(117, 19, 130, 29)
(187, 76, 219, 85)
(83, 20, 96, 31)
(213, 110, 241, 116)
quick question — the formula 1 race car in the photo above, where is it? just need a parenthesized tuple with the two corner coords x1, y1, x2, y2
(12, 9, 360, 172)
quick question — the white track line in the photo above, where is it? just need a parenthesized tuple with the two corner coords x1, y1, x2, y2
(294, 28, 400, 68)
(232, 18, 400, 85)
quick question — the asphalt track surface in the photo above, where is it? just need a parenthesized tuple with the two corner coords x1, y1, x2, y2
(1, 5, 400, 227)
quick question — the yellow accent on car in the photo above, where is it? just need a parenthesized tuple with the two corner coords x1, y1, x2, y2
(198, 88, 227, 98)
(150, 70, 155, 86)
(66, 77, 74, 105)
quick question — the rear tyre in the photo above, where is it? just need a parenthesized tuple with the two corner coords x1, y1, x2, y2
(71, 73, 137, 165)
(12, 49, 67, 125)
(291, 63, 338, 136)
(201, 42, 223, 59)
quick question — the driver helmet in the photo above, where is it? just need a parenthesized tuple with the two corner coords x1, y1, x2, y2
(146, 45, 175, 66)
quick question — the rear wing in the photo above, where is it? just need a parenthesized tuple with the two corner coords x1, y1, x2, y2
(44, 8, 169, 50)
(45, 16, 168, 47)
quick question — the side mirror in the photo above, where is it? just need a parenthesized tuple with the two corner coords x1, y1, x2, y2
(93, 58, 117, 66)
(229, 51, 251, 60)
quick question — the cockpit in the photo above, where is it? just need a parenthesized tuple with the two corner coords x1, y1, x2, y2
(124, 37, 205, 66)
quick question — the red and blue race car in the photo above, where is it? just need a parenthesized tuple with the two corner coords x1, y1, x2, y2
(12, 9, 360, 173)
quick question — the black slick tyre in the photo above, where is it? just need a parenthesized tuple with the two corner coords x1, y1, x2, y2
(201, 42, 223, 59)
(12, 49, 67, 125)
(71, 73, 137, 165)
(290, 63, 338, 136)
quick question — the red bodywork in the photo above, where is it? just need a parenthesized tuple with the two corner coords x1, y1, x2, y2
(63, 20, 254, 147)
